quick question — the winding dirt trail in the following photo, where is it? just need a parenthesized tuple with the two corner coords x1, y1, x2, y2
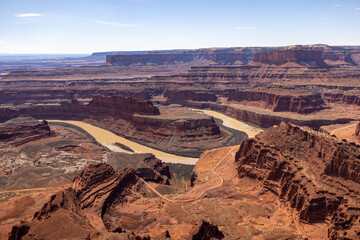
(140, 146, 238, 203)
(330, 124, 355, 136)
(0, 186, 65, 195)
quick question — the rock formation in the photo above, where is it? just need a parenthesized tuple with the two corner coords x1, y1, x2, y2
(106, 52, 195, 66)
(0, 95, 159, 122)
(104, 45, 360, 67)
(191, 221, 224, 240)
(252, 47, 327, 67)
(164, 89, 217, 103)
(136, 154, 171, 184)
(356, 122, 360, 137)
(324, 92, 360, 106)
(0, 115, 51, 146)
(8, 163, 144, 239)
(105, 48, 263, 66)
(235, 122, 360, 239)
(228, 87, 327, 113)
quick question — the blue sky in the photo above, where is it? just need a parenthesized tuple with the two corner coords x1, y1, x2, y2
(0, 0, 360, 54)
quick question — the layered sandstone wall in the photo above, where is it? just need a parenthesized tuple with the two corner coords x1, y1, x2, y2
(106, 50, 252, 66)
(88, 95, 160, 118)
(0, 96, 160, 122)
(323, 92, 360, 106)
(164, 89, 217, 104)
(228, 89, 327, 113)
(235, 122, 360, 238)
(0, 116, 51, 146)
(105, 46, 360, 67)
(252, 49, 327, 66)
(106, 53, 195, 66)
(0, 88, 151, 104)
(9, 164, 145, 238)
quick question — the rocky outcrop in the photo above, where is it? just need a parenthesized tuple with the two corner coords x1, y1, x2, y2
(356, 122, 360, 137)
(0, 115, 51, 146)
(164, 89, 217, 104)
(139, 155, 171, 184)
(8, 163, 143, 239)
(235, 122, 360, 238)
(191, 221, 225, 240)
(228, 88, 327, 113)
(253, 47, 327, 67)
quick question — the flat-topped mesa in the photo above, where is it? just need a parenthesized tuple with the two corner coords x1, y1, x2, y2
(105, 49, 254, 66)
(88, 95, 160, 119)
(228, 87, 327, 113)
(253, 47, 327, 67)
(0, 115, 51, 146)
(106, 52, 195, 66)
(235, 122, 360, 239)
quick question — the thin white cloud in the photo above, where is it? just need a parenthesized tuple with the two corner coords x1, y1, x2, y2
(333, 4, 343, 8)
(14, 13, 43, 18)
(93, 20, 143, 27)
(234, 27, 255, 30)
(355, 7, 360, 10)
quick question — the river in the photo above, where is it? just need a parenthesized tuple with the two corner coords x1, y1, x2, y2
(189, 108, 263, 138)
(47, 110, 262, 165)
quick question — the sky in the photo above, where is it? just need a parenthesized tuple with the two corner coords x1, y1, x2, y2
(0, 0, 360, 54)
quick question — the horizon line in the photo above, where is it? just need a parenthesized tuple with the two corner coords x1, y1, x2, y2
(1, 43, 360, 55)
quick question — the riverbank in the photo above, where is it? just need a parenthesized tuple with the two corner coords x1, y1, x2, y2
(48, 120, 199, 165)
(189, 108, 263, 138)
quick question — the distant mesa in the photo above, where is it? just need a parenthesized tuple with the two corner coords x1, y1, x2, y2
(105, 48, 263, 66)
(103, 45, 360, 67)
(252, 46, 327, 67)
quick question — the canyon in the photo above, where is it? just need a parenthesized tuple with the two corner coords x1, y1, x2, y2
(5, 122, 360, 239)
(1, 45, 360, 239)
(0, 95, 245, 157)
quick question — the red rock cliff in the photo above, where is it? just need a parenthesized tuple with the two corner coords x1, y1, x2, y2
(0, 95, 160, 122)
(235, 122, 360, 239)
(88, 95, 160, 119)
(0, 115, 51, 146)
(253, 48, 327, 67)
(164, 89, 217, 104)
(228, 88, 327, 113)
(9, 164, 143, 239)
